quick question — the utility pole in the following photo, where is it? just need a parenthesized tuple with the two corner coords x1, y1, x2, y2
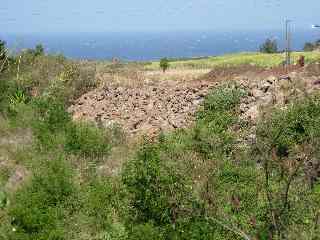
(285, 19, 292, 66)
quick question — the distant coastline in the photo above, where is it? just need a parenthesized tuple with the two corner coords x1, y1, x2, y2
(1, 29, 319, 61)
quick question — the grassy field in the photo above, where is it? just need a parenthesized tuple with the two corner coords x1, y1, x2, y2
(146, 51, 320, 70)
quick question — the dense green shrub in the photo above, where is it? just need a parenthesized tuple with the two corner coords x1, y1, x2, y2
(64, 121, 111, 157)
(168, 218, 223, 240)
(33, 97, 71, 132)
(254, 94, 320, 238)
(257, 94, 320, 158)
(160, 58, 169, 73)
(198, 86, 243, 118)
(129, 223, 164, 240)
(30, 97, 71, 149)
(193, 86, 243, 158)
(0, 75, 29, 116)
(303, 40, 320, 52)
(82, 178, 117, 230)
(0, 77, 10, 112)
(122, 142, 195, 226)
(259, 38, 278, 54)
(70, 178, 129, 239)
(8, 157, 75, 240)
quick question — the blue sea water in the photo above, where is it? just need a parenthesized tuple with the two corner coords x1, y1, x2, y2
(1, 30, 319, 61)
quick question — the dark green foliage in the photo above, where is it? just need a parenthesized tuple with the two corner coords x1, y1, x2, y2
(121, 86, 249, 239)
(30, 97, 111, 157)
(81, 178, 119, 231)
(8, 158, 75, 240)
(160, 58, 169, 73)
(35, 44, 45, 56)
(33, 97, 71, 132)
(168, 218, 225, 240)
(197, 86, 242, 129)
(0, 77, 31, 116)
(304, 42, 315, 52)
(0, 78, 10, 113)
(30, 97, 71, 149)
(123, 142, 194, 226)
(254, 94, 320, 238)
(129, 223, 164, 240)
(0, 189, 7, 209)
(303, 40, 320, 52)
(194, 87, 243, 158)
(198, 87, 242, 116)
(64, 121, 111, 157)
(259, 38, 278, 54)
(24, 44, 45, 59)
(257, 94, 320, 158)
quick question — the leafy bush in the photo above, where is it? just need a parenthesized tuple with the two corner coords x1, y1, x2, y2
(259, 38, 278, 54)
(257, 94, 320, 158)
(0, 189, 7, 209)
(254, 94, 320, 238)
(82, 178, 117, 230)
(64, 121, 111, 157)
(194, 86, 243, 158)
(122, 141, 195, 226)
(129, 223, 164, 240)
(30, 97, 71, 149)
(304, 42, 315, 52)
(35, 44, 45, 57)
(74, 178, 129, 239)
(160, 58, 169, 73)
(8, 157, 75, 240)
(168, 218, 223, 240)
(0, 78, 10, 112)
(33, 97, 71, 132)
(303, 40, 320, 52)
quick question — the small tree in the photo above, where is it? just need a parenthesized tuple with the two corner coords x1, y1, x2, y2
(259, 38, 278, 54)
(160, 58, 169, 73)
(303, 42, 315, 52)
(35, 44, 45, 56)
(304, 39, 320, 52)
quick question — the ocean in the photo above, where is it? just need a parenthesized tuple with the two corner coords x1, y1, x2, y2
(1, 29, 319, 61)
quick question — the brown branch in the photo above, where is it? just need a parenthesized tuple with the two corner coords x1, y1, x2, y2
(263, 155, 278, 236)
(280, 159, 304, 215)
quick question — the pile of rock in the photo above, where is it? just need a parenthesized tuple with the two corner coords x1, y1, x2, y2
(235, 68, 320, 144)
(69, 80, 217, 136)
(69, 65, 320, 138)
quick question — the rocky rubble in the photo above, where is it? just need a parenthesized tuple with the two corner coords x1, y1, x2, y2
(69, 65, 320, 137)
(235, 68, 320, 144)
(69, 80, 218, 136)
